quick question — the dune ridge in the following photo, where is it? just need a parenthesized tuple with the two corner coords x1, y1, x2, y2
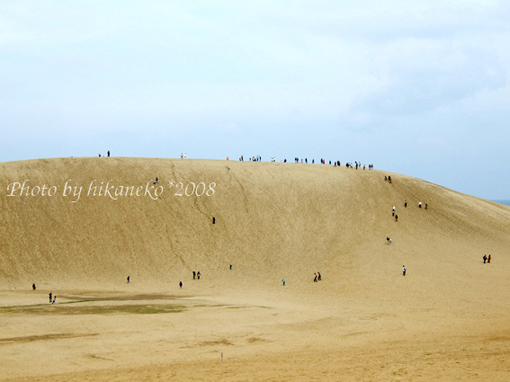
(1, 157, 509, 381)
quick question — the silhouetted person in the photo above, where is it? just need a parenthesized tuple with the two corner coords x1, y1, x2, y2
(107, 150, 110, 157)
(395, 215, 398, 222)
(197, 271, 201, 280)
(488, 254, 491, 263)
(483, 255, 487, 263)
(318, 272, 321, 281)
(282, 279, 285, 286)
(314, 273, 318, 282)
(403, 266, 406, 276)
(193, 271, 196, 279)
(127, 276, 130, 283)
(49, 293, 52, 303)
(404, 201, 407, 207)
(32, 283, 36, 290)
(229, 264, 232, 270)
(179, 281, 183, 288)
(213, 217, 216, 224)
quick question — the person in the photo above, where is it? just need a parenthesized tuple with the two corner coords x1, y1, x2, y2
(229, 264, 232, 270)
(395, 215, 398, 222)
(49, 293, 52, 303)
(32, 283, 36, 290)
(127, 276, 130, 283)
(213, 217, 216, 224)
(425, 203, 428, 210)
(318, 272, 321, 281)
(402, 266, 406, 276)
(197, 271, 201, 280)
(483, 254, 487, 264)
(488, 254, 491, 263)
(419, 202, 422, 208)
(282, 279, 285, 286)
(314, 273, 317, 282)
(388, 176, 392, 183)
(404, 200, 407, 208)
(384, 176, 387, 181)
(179, 281, 183, 288)
(107, 150, 110, 157)
(193, 271, 196, 279)
(387, 237, 392, 244)
(52, 296, 56, 304)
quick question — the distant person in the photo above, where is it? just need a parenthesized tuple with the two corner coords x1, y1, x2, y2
(32, 283, 36, 290)
(193, 271, 196, 279)
(107, 150, 110, 157)
(230, 264, 232, 270)
(213, 217, 216, 224)
(52, 296, 56, 304)
(425, 203, 428, 210)
(49, 293, 52, 303)
(483, 254, 487, 264)
(402, 266, 406, 276)
(314, 273, 318, 282)
(395, 215, 398, 222)
(488, 254, 491, 263)
(127, 276, 130, 283)
(419, 202, 422, 208)
(318, 272, 321, 281)
(404, 200, 407, 208)
(385, 176, 387, 181)
(197, 271, 201, 280)
(387, 237, 392, 244)
(388, 176, 392, 183)
(282, 279, 285, 286)
(179, 281, 183, 288)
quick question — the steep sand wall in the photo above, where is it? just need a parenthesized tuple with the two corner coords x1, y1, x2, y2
(1, 158, 509, 303)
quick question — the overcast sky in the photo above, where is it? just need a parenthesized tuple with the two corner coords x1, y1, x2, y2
(1, 1, 509, 200)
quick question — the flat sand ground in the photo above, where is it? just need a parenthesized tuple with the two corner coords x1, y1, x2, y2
(1, 277, 509, 381)
(1, 158, 509, 381)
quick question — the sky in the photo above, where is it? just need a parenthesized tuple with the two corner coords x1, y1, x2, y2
(1, 1, 509, 200)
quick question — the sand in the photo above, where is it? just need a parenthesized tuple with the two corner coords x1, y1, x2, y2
(1, 157, 509, 381)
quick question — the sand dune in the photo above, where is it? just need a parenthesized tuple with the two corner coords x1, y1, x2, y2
(1, 157, 509, 381)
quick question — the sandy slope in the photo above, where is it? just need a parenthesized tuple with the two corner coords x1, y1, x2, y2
(0, 157, 509, 381)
